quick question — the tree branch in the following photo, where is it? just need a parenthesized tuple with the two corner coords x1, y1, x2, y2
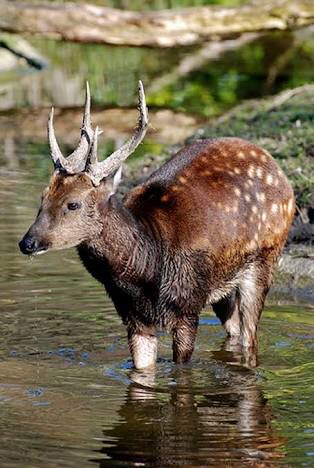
(0, 0, 313, 48)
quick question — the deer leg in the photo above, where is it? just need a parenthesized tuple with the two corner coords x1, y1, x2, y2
(172, 318, 198, 364)
(238, 262, 273, 348)
(212, 289, 241, 341)
(127, 325, 157, 370)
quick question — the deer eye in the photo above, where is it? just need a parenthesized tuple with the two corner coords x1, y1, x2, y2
(67, 202, 81, 211)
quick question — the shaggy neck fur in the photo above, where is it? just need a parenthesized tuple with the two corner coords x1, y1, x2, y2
(78, 195, 158, 285)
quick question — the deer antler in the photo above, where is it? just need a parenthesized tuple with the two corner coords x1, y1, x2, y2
(85, 80, 149, 186)
(48, 82, 94, 173)
(48, 107, 68, 170)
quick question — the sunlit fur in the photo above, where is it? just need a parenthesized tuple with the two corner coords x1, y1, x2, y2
(20, 137, 295, 368)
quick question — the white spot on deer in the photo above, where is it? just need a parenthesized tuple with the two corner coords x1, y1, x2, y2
(201, 170, 211, 176)
(261, 153, 268, 163)
(271, 203, 278, 214)
(256, 192, 266, 203)
(247, 240, 256, 250)
(160, 195, 170, 203)
(257, 222, 262, 231)
(225, 206, 231, 213)
(244, 193, 251, 203)
(237, 151, 245, 159)
(250, 150, 257, 157)
(232, 204, 238, 213)
(287, 198, 294, 214)
(251, 205, 258, 214)
(247, 165, 255, 178)
(254, 233, 259, 241)
(178, 176, 187, 184)
(266, 174, 273, 185)
(234, 167, 241, 175)
(234, 187, 241, 196)
(256, 167, 263, 179)
(262, 211, 267, 222)
(274, 178, 279, 186)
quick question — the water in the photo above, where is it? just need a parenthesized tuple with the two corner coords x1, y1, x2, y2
(0, 167, 313, 467)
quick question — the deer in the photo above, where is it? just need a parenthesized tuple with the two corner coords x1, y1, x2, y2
(19, 81, 295, 369)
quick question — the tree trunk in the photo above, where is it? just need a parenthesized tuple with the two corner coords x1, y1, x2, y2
(0, 0, 313, 48)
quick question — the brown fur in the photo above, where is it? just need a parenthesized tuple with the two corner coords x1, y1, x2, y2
(19, 137, 295, 368)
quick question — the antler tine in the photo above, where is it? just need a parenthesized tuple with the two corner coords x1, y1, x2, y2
(85, 80, 148, 185)
(86, 126, 100, 168)
(83, 81, 92, 134)
(48, 107, 67, 169)
(65, 81, 94, 172)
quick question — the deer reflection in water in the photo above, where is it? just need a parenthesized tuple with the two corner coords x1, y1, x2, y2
(94, 343, 284, 467)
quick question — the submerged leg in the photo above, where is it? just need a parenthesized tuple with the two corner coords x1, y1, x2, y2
(127, 325, 157, 370)
(172, 318, 198, 364)
(212, 289, 241, 340)
(238, 261, 273, 348)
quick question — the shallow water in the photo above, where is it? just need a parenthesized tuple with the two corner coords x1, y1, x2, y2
(0, 168, 313, 467)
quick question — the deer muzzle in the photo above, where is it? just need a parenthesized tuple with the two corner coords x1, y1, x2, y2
(19, 232, 49, 256)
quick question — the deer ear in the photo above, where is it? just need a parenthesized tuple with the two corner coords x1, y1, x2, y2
(112, 166, 122, 192)
(105, 166, 122, 196)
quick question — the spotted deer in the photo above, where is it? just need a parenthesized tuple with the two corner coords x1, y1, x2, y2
(19, 82, 295, 369)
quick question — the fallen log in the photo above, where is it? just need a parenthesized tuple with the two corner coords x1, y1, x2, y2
(0, 0, 313, 47)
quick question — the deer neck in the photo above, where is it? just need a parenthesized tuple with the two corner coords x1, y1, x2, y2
(78, 195, 157, 284)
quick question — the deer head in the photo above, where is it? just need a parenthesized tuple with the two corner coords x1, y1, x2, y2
(19, 81, 148, 256)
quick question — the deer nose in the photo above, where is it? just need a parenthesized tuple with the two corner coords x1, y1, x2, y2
(19, 235, 39, 255)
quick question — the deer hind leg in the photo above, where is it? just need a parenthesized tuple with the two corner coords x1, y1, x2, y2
(172, 318, 198, 364)
(127, 325, 157, 370)
(237, 261, 274, 348)
(212, 289, 241, 341)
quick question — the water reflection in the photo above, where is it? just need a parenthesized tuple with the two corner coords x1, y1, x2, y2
(97, 343, 283, 466)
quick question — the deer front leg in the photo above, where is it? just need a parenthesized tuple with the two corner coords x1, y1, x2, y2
(172, 318, 198, 364)
(127, 325, 158, 370)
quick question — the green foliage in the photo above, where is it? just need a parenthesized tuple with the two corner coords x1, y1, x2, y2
(149, 32, 314, 118)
